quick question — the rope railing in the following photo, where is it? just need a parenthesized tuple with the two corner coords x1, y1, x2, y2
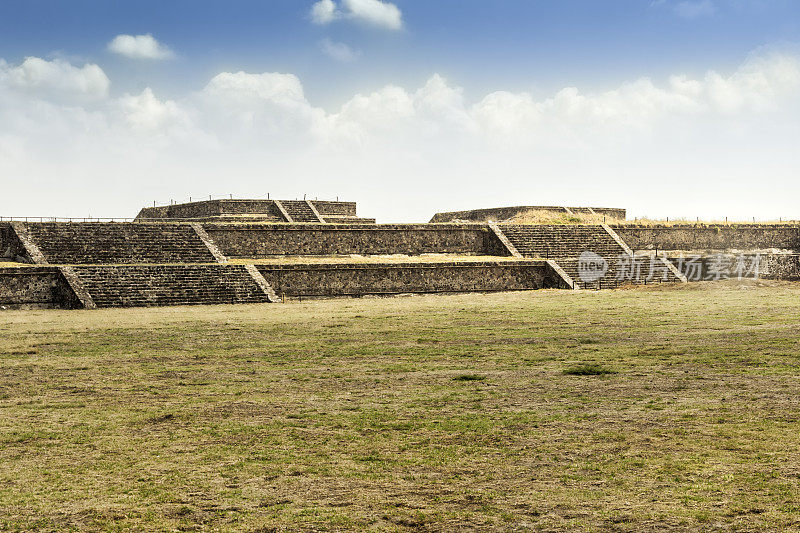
(0, 195, 351, 222)
(628, 216, 797, 224)
(0, 216, 138, 223)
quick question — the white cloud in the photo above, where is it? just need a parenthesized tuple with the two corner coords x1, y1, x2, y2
(343, 0, 402, 30)
(0, 57, 109, 101)
(198, 71, 327, 140)
(320, 39, 359, 62)
(309, 0, 402, 30)
(1, 51, 799, 222)
(107, 34, 175, 60)
(201, 71, 313, 114)
(118, 88, 191, 132)
(310, 0, 339, 24)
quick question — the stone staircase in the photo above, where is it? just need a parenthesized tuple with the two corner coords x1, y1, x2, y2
(551, 258, 620, 290)
(71, 265, 272, 308)
(280, 201, 321, 223)
(499, 224, 681, 289)
(22, 223, 216, 264)
(501, 224, 623, 258)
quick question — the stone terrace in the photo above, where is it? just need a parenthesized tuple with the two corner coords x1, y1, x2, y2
(22, 223, 217, 264)
(16, 199, 800, 309)
(136, 199, 376, 224)
(0, 220, 564, 308)
(498, 224, 683, 289)
(72, 264, 272, 308)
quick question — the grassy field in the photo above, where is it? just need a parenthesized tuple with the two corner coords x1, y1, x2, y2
(1, 281, 800, 531)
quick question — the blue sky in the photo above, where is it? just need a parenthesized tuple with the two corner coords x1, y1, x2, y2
(0, 1, 799, 220)
(2, 0, 797, 103)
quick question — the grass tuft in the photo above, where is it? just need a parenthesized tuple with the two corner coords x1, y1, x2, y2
(452, 374, 486, 382)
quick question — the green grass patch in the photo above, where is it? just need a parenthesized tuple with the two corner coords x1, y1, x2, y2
(1, 280, 799, 530)
(452, 374, 486, 381)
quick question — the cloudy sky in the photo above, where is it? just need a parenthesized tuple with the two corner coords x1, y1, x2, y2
(1, 0, 799, 222)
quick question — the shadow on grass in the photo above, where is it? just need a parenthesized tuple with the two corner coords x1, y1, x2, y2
(563, 363, 617, 376)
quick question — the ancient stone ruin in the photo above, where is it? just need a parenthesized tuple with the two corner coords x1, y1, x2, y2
(1, 199, 799, 309)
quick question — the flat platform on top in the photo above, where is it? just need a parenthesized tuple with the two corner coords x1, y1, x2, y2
(0, 255, 534, 268)
(228, 254, 532, 265)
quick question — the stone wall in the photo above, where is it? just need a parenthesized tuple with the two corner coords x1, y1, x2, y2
(0, 223, 26, 260)
(667, 253, 800, 281)
(136, 199, 360, 221)
(22, 223, 217, 264)
(430, 206, 627, 223)
(311, 201, 357, 217)
(761, 254, 800, 280)
(204, 223, 490, 257)
(137, 200, 285, 220)
(0, 267, 81, 309)
(136, 206, 171, 219)
(257, 260, 563, 297)
(614, 225, 800, 252)
(70, 264, 272, 307)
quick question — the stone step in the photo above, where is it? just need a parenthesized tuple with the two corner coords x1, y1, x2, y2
(280, 201, 320, 223)
(501, 224, 680, 288)
(23, 223, 216, 264)
(71, 265, 272, 308)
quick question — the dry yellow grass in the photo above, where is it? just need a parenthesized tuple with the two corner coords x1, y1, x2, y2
(502, 209, 622, 225)
(618, 217, 800, 226)
(228, 254, 524, 265)
(491, 208, 799, 226)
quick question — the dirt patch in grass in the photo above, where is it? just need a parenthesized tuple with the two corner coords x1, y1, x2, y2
(452, 374, 486, 381)
(563, 363, 616, 375)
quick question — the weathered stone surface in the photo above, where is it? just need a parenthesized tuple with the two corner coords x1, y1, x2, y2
(134, 199, 373, 223)
(0, 267, 82, 309)
(500, 224, 684, 288)
(58, 266, 97, 309)
(312, 201, 357, 217)
(0, 223, 28, 262)
(204, 223, 490, 257)
(667, 253, 800, 281)
(69, 264, 273, 308)
(21, 222, 217, 264)
(613, 225, 800, 252)
(488, 223, 522, 257)
(137, 200, 285, 221)
(501, 225, 627, 289)
(191, 223, 227, 263)
(256, 260, 565, 297)
(430, 206, 627, 223)
(243, 264, 279, 302)
(761, 254, 800, 279)
(280, 200, 321, 223)
(9, 222, 47, 264)
(5, 217, 800, 310)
